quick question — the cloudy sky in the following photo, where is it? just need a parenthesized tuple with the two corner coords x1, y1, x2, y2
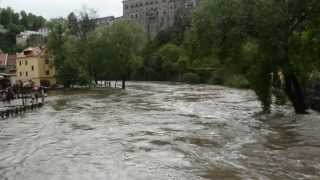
(0, 0, 123, 19)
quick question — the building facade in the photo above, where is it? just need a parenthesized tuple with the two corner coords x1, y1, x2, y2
(123, 0, 198, 37)
(93, 16, 116, 26)
(16, 47, 56, 87)
(0, 52, 8, 73)
(16, 28, 49, 48)
(0, 49, 17, 85)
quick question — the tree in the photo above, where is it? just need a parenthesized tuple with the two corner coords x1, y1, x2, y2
(67, 12, 79, 35)
(0, 7, 46, 51)
(189, 0, 320, 114)
(47, 19, 70, 86)
(156, 43, 184, 80)
(93, 20, 147, 89)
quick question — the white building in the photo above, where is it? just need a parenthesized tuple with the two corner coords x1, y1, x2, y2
(16, 28, 49, 47)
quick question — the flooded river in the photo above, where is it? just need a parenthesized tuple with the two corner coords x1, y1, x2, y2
(1, 82, 320, 180)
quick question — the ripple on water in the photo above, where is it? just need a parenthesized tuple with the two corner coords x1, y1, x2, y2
(0, 82, 320, 180)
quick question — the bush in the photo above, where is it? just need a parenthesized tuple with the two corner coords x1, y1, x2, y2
(208, 69, 224, 85)
(182, 72, 201, 84)
(223, 75, 250, 89)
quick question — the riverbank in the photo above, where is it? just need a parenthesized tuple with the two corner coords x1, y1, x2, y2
(54, 80, 320, 114)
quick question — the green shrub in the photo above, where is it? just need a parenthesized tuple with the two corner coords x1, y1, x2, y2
(182, 72, 201, 84)
(223, 75, 250, 89)
(208, 69, 224, 85)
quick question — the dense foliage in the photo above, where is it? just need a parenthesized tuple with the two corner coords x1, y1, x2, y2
(185, 0, 320, 113)
(0, 7, 46, 52)
(47, 11, 146, 88)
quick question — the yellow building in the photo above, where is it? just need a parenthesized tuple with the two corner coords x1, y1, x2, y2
(16, 47, 56, 87)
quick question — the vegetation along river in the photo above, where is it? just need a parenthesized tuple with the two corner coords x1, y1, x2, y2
(0, 82, 320, 180)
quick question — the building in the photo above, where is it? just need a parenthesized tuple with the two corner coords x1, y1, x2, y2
(0, 50, 17, 85)
(93, 16, 116, 26)
(123, 0, 198, 37)
(0, 50, 16, 74)
(0, 51, 8, 73)
(16, 47, 56, 87)
(16, 28, 49, 48)
(6, 54, 17, 85)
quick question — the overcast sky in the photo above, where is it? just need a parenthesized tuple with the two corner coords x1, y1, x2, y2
(0, 0, 123, 19)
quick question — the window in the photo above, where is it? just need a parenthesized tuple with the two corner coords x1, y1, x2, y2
(46, 70, 50, 75)
(19, 61, 22, 66)
(25, 60, 28, 65)
(31, 66, 34, 71)
(45, 58, 49, 64)
(26, 72, 28, 77)
(20, 72, 22, 76)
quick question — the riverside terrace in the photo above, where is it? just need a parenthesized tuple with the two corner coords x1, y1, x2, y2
(0, 86, 45, 119)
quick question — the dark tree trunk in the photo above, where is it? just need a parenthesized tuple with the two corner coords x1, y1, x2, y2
(122, 79, 126, 89)
(284, 73, 308, 114)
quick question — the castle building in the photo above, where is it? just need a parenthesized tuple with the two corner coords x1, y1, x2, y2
(123, 0, 198, 37)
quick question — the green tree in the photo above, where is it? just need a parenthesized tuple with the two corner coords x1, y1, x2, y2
(0, 7, 46, 51)
(156, 43, 184, 80)
(48, 8, 100, 87)
(67, 12, 79, 35)
(189, 0, 320, 113)
(100, 20, 146, 89)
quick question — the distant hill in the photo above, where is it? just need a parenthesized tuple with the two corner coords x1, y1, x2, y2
(0, 7, 46, 53)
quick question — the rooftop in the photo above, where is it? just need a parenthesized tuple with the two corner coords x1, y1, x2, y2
(17, 47, 43, 58)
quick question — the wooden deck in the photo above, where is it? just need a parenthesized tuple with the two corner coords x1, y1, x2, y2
(0, 102, 44, 119)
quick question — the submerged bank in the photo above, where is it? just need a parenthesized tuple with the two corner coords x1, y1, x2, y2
(0, 82, 319, 180)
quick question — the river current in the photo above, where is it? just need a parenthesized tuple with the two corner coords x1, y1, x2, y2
(0, 82, 320, 180)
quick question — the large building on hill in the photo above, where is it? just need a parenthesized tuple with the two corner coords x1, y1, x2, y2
(123, 0, 198, 37)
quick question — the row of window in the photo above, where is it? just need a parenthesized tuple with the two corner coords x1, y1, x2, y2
(18, 59, 50, 66)
(19, 72, 29, 77)
(18, 70, 50, 77)
(19, 60, 28, 66)
(129, 8, 174, 19)
(125, 0, 175, 9)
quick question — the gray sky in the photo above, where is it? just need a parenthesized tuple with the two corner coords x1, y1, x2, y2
(0, 0, 123, 19)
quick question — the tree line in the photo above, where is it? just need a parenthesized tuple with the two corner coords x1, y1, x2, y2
(48, 0, 320, 114)
(0, 7, 46, 52)
(47, 10, 146, 89)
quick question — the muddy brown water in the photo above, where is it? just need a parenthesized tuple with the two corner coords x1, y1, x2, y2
(0, 82, 320, 180)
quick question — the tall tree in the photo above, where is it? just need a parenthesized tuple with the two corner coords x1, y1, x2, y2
(67, 12, 79, 35)
(94, 20, 146, 89)
(189, 0, 320, 113)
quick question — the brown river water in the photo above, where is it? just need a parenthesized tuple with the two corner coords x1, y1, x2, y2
(0, 82, 320, 180)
